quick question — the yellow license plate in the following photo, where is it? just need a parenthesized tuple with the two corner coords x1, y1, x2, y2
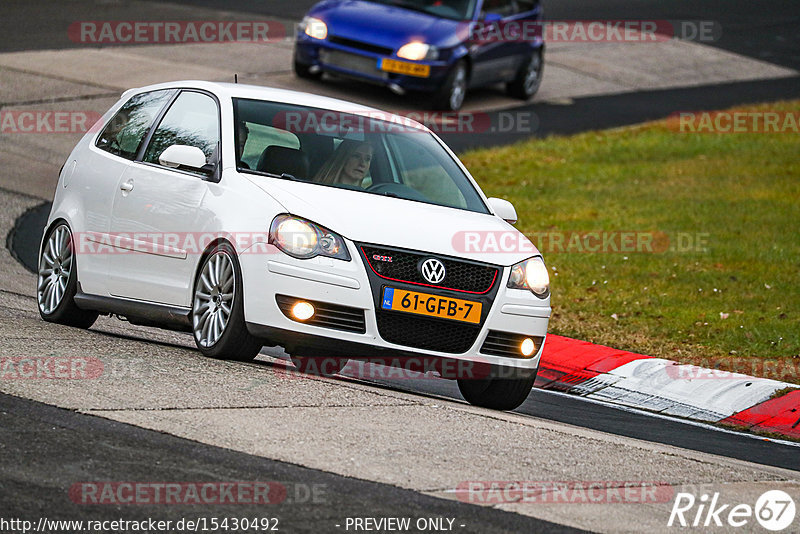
(379, 59, 431, 78)
(381, 287, 482, 324)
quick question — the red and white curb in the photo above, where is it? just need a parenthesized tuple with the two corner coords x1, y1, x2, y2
(536, 335, 800, 439)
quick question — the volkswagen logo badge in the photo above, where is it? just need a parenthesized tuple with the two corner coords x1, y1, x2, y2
(420, 258, 446, 284)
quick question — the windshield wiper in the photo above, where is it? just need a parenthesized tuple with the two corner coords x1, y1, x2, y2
(241, 168, 300, 181)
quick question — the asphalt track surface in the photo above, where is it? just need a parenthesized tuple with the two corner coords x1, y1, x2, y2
(0, 392, 583, 533)
(443, 76, 800, 151)
(8, 204, 800, 474)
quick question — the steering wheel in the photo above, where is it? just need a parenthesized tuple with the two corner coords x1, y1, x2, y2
(366, 183, 398, 194)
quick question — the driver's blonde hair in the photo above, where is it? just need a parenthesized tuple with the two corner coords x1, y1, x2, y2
(315, 139, 373, 185)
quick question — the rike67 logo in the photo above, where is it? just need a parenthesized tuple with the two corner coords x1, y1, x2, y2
(669, 490, 796, 531)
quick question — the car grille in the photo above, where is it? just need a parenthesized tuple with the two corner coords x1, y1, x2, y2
(319, 49, 384, 78)
(481, 331, 545, 358)
(276, 295, 366, 334)
(375, 311, 481, 354)
(360, 245, 499, 294)
(328, 35, 393, 56)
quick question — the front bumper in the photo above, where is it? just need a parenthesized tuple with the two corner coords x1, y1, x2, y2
(239, 239, 550, 374)
(295, 36, 452, 93)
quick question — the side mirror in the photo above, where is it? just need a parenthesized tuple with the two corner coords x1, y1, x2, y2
(487, 197, 518, 224)
(158, 145, 208, 171)
(483, 12, 503, 22)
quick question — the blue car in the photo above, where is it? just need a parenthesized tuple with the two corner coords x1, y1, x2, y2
(294, 0, 544, 111)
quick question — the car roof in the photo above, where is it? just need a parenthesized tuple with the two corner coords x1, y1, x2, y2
(120, 80, 431, 133)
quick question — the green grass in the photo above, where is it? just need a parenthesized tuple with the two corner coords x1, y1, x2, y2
(461, 101, 800, 382)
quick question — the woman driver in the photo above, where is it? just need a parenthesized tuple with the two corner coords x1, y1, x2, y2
(315, 140, 373, 187)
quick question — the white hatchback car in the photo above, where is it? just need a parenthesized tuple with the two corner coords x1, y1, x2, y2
(38, 81, 550, 410)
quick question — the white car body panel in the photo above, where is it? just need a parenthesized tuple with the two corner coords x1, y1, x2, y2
(244, 175, 535, 266)
(44, 80, 550, 373)
(107, 162, 208, 306)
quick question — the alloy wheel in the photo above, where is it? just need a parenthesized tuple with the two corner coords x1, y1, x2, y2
(37, 225, 73, 315)
(449, 66, 467, 111)
(193, 251, 235, 348)
(524, 53, 542, 95)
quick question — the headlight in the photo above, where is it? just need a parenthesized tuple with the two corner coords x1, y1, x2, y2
(397, 42, 438, 61)
(269, 215, 350, 261)
(301, 17, 328, 40)
(507, 257, 549, 298)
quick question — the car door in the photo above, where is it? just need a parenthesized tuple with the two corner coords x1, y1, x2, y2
(106, 90, 221, 306)
(76, 89, 174, 296)
(469, 0, 531, 86)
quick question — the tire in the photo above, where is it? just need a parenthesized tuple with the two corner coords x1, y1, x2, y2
(432, 60, 468, 111)
(506, 49, 543, 100)
(192, 242, 262, 361)
(294, 59, 321, 80)
(37, 223, 98, 329)
(290, 355, 349, 377)
(457, 371, 537, 411)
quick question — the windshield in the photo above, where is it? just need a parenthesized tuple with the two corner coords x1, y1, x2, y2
(233, 99, 489, 215)
(366, 0, 477, 21)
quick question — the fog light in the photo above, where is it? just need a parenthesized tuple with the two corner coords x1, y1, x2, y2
(520, 338, 536, 357)
(292, 301, 315, 321)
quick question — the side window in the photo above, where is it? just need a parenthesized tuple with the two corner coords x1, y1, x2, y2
(143, 91, 220, 174)
(388, 135, 467, 209)
(96, 90, 172, 160)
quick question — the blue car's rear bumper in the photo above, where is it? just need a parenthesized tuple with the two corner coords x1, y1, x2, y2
(295, 36, 453, 93)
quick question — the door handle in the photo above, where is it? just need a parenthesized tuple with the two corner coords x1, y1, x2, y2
(120, 180, 134, 193)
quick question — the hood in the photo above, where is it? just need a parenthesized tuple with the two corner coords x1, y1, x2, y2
(311, 0, 463, 50)
(248, 176, 539, 267)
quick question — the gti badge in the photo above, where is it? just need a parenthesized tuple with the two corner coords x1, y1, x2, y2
(420, 258, 446, 284)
